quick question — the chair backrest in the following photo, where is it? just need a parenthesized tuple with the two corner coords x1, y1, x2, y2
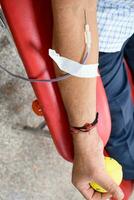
(0, 0, 111, 161)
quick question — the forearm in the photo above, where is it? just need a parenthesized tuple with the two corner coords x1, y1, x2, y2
(51, 0, 98, 127)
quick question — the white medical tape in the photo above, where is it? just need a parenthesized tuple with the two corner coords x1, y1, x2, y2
(85, 24, 91, 50)
(49, 49, 100, 78)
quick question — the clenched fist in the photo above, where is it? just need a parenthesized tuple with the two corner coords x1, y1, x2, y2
(71, 127, 124, 200)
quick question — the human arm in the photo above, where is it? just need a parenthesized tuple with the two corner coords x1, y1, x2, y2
(51, 1, 124, 199)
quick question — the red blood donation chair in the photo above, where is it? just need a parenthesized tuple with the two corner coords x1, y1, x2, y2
(0, 1, 134, 199)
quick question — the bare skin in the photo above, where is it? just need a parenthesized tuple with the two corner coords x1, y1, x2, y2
(51, 1, 124, 199)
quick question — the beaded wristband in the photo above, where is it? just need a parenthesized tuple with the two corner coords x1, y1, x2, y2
(70, 112, 99, 134)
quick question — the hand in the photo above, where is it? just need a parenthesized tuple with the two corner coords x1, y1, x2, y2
(71, 127, 124, 200)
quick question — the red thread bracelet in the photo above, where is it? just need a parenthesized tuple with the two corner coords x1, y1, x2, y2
(70, 112, 99, 134)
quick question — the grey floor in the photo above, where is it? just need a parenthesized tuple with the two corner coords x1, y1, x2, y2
(0, 27, 134, 200)
(0, 28, 84, 200)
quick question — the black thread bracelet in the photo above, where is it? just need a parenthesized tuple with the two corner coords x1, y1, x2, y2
(70, 112, 99, 134)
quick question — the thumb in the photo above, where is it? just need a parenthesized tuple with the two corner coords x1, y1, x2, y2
(92, 171, 124, 200)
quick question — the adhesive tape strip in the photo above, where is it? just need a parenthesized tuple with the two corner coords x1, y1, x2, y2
(49, 49, 100, 78)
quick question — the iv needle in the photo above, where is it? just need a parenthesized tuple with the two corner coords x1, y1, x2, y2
(84, 9, 88, 25)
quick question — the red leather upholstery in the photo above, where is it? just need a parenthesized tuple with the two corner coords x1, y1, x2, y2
(0, 0, 133, 199)
(0, 0, 111, 160)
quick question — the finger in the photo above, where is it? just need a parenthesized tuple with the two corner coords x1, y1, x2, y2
(93, 171, 124, 200)
(91, 191, 101, 200)
(101, 193, 112, 200)
(77, 182, 112, 200)
(76, 183, 94, 200)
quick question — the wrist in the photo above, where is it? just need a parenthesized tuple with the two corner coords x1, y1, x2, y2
(72, 126, 97, 140)
(72, 127, 98, 149)
(72, 127, 99, 156)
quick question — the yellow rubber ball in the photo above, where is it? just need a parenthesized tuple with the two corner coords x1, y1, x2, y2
(90, 157, 123, 193)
